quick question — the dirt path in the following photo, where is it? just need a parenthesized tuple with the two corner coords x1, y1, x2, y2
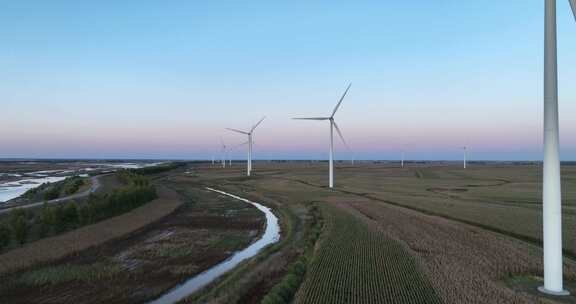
(0, 185, 183, 274)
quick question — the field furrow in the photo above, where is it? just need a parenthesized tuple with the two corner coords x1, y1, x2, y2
(295, 204, 441, 304)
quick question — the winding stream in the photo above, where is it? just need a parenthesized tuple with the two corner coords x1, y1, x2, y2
(149, 187, 281, 304)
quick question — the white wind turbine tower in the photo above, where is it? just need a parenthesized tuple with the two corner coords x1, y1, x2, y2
(294, 83, 352, 189)
(219, 138, 227, 168)
(226, 117, 266, 176)
(539, 0, 575, 296)
(462, 146, 467, 169)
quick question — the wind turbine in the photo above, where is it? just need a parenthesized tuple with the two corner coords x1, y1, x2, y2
(293, 83, 352, 188)
(226, 117, 266, 176)
(539, 0, 575, 296)
(219, 138, 227, 168)
(462, 146, 467, 169)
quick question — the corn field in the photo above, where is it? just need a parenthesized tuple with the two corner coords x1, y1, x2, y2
(295, 204, 441, 304)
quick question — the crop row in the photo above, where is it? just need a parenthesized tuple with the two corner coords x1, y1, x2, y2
(294, 204, 441, 304)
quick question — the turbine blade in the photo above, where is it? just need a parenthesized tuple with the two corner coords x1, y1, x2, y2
(226, 128, 249, 135)
(333, 121, 350, 150)
(570, 0, 576, 21)
(331, 83, 352, 117)
(292, 117, 330, 120)
(251, 116, 266, 132)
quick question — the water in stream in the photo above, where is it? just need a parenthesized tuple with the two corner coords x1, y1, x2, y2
(149, 187, 280, 304)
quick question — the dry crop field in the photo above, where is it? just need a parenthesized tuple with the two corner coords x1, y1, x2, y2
(186, 161, 576, 303)
(240, 162, 576, 254)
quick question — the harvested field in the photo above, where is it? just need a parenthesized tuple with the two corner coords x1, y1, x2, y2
(183, 162, 576, 303)
(344, 200, 576, 303)
(266, 163, 576, 254)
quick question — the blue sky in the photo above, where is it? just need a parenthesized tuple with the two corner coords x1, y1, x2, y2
(1, 0, 575, 160)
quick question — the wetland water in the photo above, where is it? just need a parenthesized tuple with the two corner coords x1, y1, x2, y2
(149, 187, 280, 304)
(0, 162, 164, 203)
(0, 175, 67, 203)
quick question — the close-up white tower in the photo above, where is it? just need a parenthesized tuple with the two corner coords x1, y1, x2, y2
(538, 0, 575, 296)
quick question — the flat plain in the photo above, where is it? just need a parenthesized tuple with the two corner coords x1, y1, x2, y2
(1, 161, 575, 304)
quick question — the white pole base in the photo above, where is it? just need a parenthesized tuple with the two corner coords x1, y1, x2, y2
(538, 286, 570, 296)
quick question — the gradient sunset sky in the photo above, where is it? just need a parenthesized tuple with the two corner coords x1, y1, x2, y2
(1, 0, 575, 160)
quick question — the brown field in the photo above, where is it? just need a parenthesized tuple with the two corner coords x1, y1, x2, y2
(1, 162, 576, 303)
(178, 162, 576, 303)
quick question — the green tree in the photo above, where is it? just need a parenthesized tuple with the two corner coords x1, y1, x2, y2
(0, 223, 11, 250)
(63, 177, 84, 195)
(63, 203, 79, 228)
(38, 202, 54, 237)
(10, 210, 29, 245)
(52, 205, 67, 233)
(44, 186, 61, 200)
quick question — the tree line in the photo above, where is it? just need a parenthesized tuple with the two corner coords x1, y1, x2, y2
(24, 176, 85, 201)
(0, 172, 157, 251)
(131, 162, 184, 175)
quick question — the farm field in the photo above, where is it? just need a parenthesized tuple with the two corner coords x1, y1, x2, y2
(294, 203, 441, 304)
(245, 162, 576, 254)
(178, 161, 576, 303)
(1, 161, 576, 303)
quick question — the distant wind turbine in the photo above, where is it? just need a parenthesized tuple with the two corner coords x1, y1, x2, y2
(226, 117, 266, 176)
(293, 83, 352, 188)
(462, 146, 467, 169)
(219, 138, 227, 168)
